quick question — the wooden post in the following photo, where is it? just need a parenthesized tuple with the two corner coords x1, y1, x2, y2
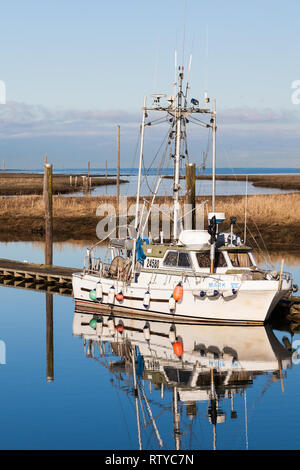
(44, 162, 53, 266)
(278, 259, 284, 291)
(88, 160, 90, 178)
(116, 125, 120, 237)
(46, 293, 54, 382)
(185, 163, 196, 230)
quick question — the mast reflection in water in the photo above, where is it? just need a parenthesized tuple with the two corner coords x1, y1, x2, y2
(72, 310, 296, 450)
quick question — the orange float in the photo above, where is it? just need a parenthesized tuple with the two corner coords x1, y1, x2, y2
(116, 292, 124, 302)
(173, 341, 184, 357)
(173, 283, 183, 301)
(116, 323, 124, 333)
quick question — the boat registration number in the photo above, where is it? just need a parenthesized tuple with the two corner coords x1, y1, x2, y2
(146, 258, 160, 269)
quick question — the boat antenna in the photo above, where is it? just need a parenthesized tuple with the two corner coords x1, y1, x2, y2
(185, 53, 193, 105)
(182, 0, 187, 67)
(204, 25, 210, 108)
(174, 50, 177, 101)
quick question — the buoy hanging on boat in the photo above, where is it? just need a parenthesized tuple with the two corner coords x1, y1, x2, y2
(169, 295, 176, 313)
(89, 289, 97, 301)
(200, 290, 206, 298)
(116, 291, 124, 302)
(173, 341, 183, 358)
(143, 290, 151, 309)
(116, 322, 124, 333)
(108, 314, 115, 336)
(173, 282, 183, 302)
(107, 286, 115, 305)
(96, 282, 103, 301)
(206, 290, 218, 297)
(96, 317, 103, 336)
(169, 324, 176, 344)
(222, 290, 232, 299)
(89, 318, 97, 329)
(143, 322, 151, 342)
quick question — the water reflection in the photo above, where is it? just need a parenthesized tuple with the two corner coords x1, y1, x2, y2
(46, 293, 54, 382)
(72, 310, 296, 450)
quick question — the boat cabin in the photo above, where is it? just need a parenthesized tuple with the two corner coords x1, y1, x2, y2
(141, 230, 256, 274)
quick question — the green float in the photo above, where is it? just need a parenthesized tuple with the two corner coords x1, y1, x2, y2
(89, 318, 97, 329)
(89, 289, 97, 301)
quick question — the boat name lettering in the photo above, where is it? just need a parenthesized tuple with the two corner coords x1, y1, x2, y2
(208, 359, 239, 368)
(209, 282, 226, 288)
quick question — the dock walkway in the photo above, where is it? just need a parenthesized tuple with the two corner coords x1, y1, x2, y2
(0, 258, 79, 296)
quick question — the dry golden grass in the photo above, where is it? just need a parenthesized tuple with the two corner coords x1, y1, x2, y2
(0, 193, 299, 225)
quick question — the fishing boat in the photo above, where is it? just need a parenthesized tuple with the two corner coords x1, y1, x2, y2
(72, 62, 294, 324)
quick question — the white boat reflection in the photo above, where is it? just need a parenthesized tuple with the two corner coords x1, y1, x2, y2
(73, 310, 295, 450)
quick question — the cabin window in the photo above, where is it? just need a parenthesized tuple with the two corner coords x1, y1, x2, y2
(215, 251, 227, 267)
(196, 251, 210, 268)
(163, 251, 192, 268)
(196, 250, 227, 269)
(228, 252, 253, 268)
(164, 251, 178, 267)
(178, 252, 191, 268)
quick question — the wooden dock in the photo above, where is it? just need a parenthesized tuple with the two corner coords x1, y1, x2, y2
(0, 258, 79, 296)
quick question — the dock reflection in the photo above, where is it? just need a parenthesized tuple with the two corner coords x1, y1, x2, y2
(72, 310, 297, 450)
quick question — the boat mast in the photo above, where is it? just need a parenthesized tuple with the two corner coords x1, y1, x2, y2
(211, 99, 217, 212)
(135, 96, 147, 232)
(173, 68, 183, 240)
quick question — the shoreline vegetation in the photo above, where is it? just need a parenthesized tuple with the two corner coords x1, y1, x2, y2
(164, 173, 300, 191)
(0, 172, 128, 195)
(0, 193, 300, 252)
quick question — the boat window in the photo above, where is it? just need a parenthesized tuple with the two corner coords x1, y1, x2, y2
(178, 252, 191, 268)
(164, 251, 178, 267)
(228, 252, 253, 267)
(215, 251, 227, 267)
(163, 251, 192, 268)
(164, 366, 192, 385)
(196, 251, 210, 268)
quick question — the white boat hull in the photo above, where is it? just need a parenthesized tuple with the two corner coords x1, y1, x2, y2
(72, 272, 290, 325)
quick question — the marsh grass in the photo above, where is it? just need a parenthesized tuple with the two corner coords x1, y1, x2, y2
(0, 193, 299, 226)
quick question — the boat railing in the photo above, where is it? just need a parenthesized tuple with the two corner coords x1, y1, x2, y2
(83, 255, 111, 277)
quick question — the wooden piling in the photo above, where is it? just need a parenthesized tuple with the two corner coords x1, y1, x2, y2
(185, 163, 196, 230)
(43, 163, 53, 266)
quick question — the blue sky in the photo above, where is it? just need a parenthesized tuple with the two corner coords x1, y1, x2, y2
(0, 0, 299, 169)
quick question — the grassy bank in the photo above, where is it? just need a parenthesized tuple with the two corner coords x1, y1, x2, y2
(0, 193, 300, 251)
(164, 173, 300, 191)
(197, 174, 300, 191)
(0, 172, 128, 195)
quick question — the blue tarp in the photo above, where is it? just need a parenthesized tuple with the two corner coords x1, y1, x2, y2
(136, 236, 149, 265)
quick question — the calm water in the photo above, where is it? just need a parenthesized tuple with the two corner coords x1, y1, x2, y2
(66, 167, 300, 197)
(0, 241, 300, 450)
(3, 167, 299, 197)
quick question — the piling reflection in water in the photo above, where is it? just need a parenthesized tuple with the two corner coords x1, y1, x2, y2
(72, 310, 297, 450)
(46, 293, 54, 382)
